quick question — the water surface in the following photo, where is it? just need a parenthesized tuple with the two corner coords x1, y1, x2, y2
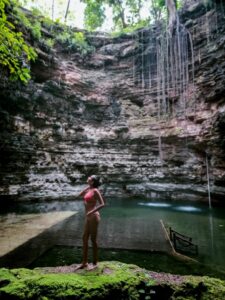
(1, 198, 225, 273)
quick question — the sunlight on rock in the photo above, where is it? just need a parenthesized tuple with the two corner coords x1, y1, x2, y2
(0, 211, 76, 257)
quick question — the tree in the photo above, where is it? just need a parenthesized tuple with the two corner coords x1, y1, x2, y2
(108, 0, 127, 28)
(151, 0, 165, 22)
(128, 0, 142, 23)
(64, 0, 71, 22)
(83, 0, 105, 30)
(52, 0, 55, 20)
(166, 0, 177, 32)
(82, 0, 147, 31)
(82, 0, 128, 30)
(17, 0, 181, 32)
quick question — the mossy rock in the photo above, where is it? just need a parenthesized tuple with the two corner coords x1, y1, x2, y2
(0, 261, 225, 299)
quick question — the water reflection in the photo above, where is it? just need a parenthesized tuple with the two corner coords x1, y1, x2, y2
(138, 202, 171, 208)
(208, 213, 214, 254)
(138, 202, 202, 212)
(135, 200, 225, 271)
(173, 206, 202, 212)
(1, 200, 82, 215)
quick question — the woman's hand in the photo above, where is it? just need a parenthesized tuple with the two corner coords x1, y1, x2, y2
(86, 203, 104, 217)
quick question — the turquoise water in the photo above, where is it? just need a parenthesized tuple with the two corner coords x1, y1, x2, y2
(1, 198, 225, 272)
(104, 198, 225, 272)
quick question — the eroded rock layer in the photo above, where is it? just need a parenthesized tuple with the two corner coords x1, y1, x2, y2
(0, 1, 225, 203)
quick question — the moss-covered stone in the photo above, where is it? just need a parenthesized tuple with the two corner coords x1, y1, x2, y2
(170, 275, 225, 300)
(0, 262, 148, 300)
(0, 262, 225, 299)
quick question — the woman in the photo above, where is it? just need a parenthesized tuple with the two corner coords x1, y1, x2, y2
(76, 175, 105, 270)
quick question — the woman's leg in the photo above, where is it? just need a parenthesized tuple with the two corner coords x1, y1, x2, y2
(75, 219, 89, 270)
(90, 214, 100, 266)
(82, 218, 90, 265)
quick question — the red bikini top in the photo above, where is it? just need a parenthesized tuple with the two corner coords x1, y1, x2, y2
(84, 189, 95, 202)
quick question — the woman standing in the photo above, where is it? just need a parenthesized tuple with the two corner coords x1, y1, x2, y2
(76, 175, 105, 270)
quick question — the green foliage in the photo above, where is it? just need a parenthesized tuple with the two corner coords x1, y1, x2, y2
(81, 0, 181, 32)
(56, 29, 94, 56)
(0, 0, 37, 83)
(13, 6, 42, 40)
(39, 37, 55, 53)
(41, 16, 56, 29)
(17, 0, 184, 33)
(127, 0, 142, 22)
(176, 0, 183, 9)
(31, 20, 41, 39)
(72, 31, 95, 55)
(150, 0, 166, 21)
(56, 30, 70, 43)
(44, 38, 55, 49)
(83, 0, 105, 31)
(73, 32, 86, 44)
(148, 0, 184, 26)
(111, 18, 149, 37)
(82, 0, 148, 31)
(31, 7, 42, 17)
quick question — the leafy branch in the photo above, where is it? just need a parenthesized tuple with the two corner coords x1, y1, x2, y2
(0, 0, 37, 83)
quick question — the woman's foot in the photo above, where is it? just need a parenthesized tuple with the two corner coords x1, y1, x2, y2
(87, 263, 98, 271)
(74, 263, 88, 271)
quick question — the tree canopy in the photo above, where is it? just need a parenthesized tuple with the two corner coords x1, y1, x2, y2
(18, 0, 183, 32)
(0, 0, 184, 84)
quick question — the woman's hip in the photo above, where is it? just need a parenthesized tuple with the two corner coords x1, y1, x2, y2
(86, 212, 101, 223)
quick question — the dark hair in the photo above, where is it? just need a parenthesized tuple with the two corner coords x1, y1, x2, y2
(91, 175, 101, 188)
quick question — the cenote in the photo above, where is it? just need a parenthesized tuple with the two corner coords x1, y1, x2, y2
(1, 198, 225, 278)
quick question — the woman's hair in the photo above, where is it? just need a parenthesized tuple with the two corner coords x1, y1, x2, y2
(90, 175, 101, 188)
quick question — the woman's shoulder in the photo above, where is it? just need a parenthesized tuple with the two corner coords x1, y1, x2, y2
(93, 188, 101, 195)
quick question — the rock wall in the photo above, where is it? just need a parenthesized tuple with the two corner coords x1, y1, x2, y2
(0, 0, 225, 204)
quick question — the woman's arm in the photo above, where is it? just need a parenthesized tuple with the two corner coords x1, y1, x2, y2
(76, 186, 89, 199)
(86, 189, 105, 215)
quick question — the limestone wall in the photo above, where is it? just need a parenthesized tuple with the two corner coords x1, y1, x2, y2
(0, 1, 225, 203)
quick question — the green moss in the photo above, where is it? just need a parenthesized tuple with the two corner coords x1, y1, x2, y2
(30, 246, 225, 280)
(1, 262, 225, 300)
(0, 268, 16, 283)
(0, 262, 148, 299)
(173, 276, 225, 300)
